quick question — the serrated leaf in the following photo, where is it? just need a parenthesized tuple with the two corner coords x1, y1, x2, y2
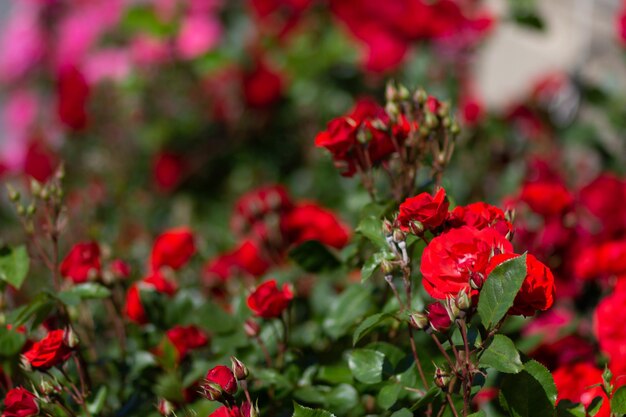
(289, 240, 341, 273)
(611, 385, 626, 414)
(361, 251, 395, 282)
(478, 254, 527, 329)
(292, 402, 336, 417)
(0, 245, 29, 289)
(500, 359, 556, 417)
(357, 216, 388, 249)
(352, 313, 392, 346)
(479, 334, 523, 374)
(346, 349, 385, 384)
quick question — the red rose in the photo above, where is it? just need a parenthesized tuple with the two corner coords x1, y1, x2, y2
(420, 226, 513, 299)
(110, 259, 131, 279)
(530, 335, 595, 371)
(314, 117, 359, 161)
(594, 281, 626, 364)
(280, 203, 350, 249)
(23, 329, 73, 370)
(618, 5, 626, 47)
(427, 302, 452, 332)
(397, 188, 449, 232)
(485, 253, 555, 316)
(60, 241, 101, 283)
(247, 279, 293, 318)
(209, 405, 240, 417)
(150, 227, 196, 271)
(578, 174, 626, 240)
(153, 151, 184, 193)
(519, 182, 573, 217)
(165, 325, 209, 359)
(553, 363, 610, 417)
(459, 95, 483, 126)
(205, 365, 238, 395)
(447, 202, 511, 236)
(203, 240, 271, 284)
(125, 272, 178, 325)
(23, 140, 58, 183)
(56, 65, 89, 131)
(231, 185, 292, 238)
(575, 240, 626, 281)
(242, 57, 283, 108)
(2, 387, 39, 417)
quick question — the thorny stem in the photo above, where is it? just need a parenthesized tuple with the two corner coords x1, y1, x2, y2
(459, 319, 472, 417)
(255, 335, 273, 368)
(430, 333, 454, 370)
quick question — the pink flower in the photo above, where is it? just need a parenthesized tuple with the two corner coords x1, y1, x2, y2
(0, 4, 45, 81)
(176, 15, 222, 59)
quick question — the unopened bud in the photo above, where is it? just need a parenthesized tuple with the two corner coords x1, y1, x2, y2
(385, 82, 398, 102)
(30, 179, 42, 196)
(382, 219, 393, 236)
(157, 398, 175, 416)
(244, 319, 260, 338)
(385, 102, 399, 119)
(398, 84, 410, 100)
(434, 366, 450, 390)
(419, 126, 430, 137)
(380, 259, 394, 275)
(26, 203, 36, 217)
(450, 122, 460, 135)
(231, 356, 249, 380)
(414, 88, 427, 105)
(202, 382, 223, 401)
(469, 273, 484, 290)
(40, 188, 50, 200)
(64, 326, 79, 348)
(444, 297, 460, 322)
(16, 204, 26, 216)
(442, 117, 451, 128)
(437, 102, 450, 118)
(356, 128, 371, 144)
(409, 312, 429, 330)
(6, 185, 20, 202)
(55, 164, 65, 180)
(392, 229, 405, 243)
(455, 290, 471, 311)
(425, 113, 438, 129)
(20, 355, 32, 372)
(409, 220, 424, 235)
(241, 401, 260, 417)
(39, 379, 55, 395)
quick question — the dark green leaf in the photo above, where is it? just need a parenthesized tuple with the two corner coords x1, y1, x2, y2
(326, 384, 358, 415)
(361, 251, 395, 282)
(346, 349, 385, 384)
(87, 386, 108, 415)
(377, 383, 402, 409)
(587, 396, 603, 416)
(353, 313, 392, 346)
(500, 359, 556, 417)
(611, 386, 626, 414)
(292, 402, 336, 417)
(0, 245, 29, 289)
(479, 334, 523, 374)
(154, 372, 184, 403)
(289, 240, 341, 273)
(556, 400, 585, 417)
(468, 412, 487, 417)
(0, 327, 26, 357)
(323, 286, 373, 339)
(410, 387, 440, 411)
(478, 254, 527, 329)
(390, 409, 413, 417)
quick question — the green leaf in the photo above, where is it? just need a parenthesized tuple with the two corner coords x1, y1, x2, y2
(323, 286, 373, 340)
(292, 402, 336, 417)
(352, 313, 392, 346)
(361, 251, 395, 283)
(326, 384, 359, 415)
(390, 409, 413, 417)
(479, 335, 523, 374)
(11, 293, 54, 329)
(0, 327, 27, 357)
(346, 349, 385, 384)
(0, 245, 29, 289)
(377, 383, 402, 409)
(556, 400, 586, 417)
(468, 412, 487, 417)
(155, 372, 184, 403)
(87, 386, 108, 415)
(356, 216, 388, 249)
(611, 386, 626, 414)
(57, 283, 111, 306)
(500, 359, 556, 417)
(410, 387, 440, 411)
(587, 396, 603, 416)
(478, 254, 527, 329)
(289, 240, 341, 273)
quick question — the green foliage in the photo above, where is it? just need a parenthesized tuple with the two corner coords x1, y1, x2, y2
(57, 283, 111, 306)
(479, 334, 523, 374)
(611, 386, 626, 414)
(323, 285, 374, 340)
(0, 245, 29, 289)
(352, 313, 393, 346)
(289, 240, 341, 273)
(346, 348, 385, 384)
(478, 254, 527, 329)
(292, 402, 337, 417)
(500, 360, 557, 417)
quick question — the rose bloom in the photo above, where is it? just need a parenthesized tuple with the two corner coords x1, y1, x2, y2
(574, 240, 626, 281)
(150, 227, 196, 271)
(56, 65, 90, 131)
(165, 325, 209, 359)
(231, 185, 292, 237)
(209, 405, 240, 417)
(23, 140, 58, 183)
(531, 335, 595, 371)
(447, 202, 511, 236)
(125, 272, 178, 325)
(23, 329, 74, 370)
(519, 182, 573, 217)
(60, 241, 101, 283)
(2, 387, 39, 417)
(153, 151, 184, 193)
(397, 188, 449, 233)
(420, 226, 513, 299)
(281, 202, 351, 249)
(110, 259, 131, 279)
(247, 279, 293, 318)
(485, 253, 555, 316)
(242, 57, 283, 108)
(205, 365, 238, 395)
(427, 302, 452, 332)
(203, 240, 271, 284)
(553, 363, 610, 417)
(594, 280, 626, 362)
(578, 174, 626, 240)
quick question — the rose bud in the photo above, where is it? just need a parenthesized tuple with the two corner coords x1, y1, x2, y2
(240, 401, 260, 417)
(246, 280, 293, 319)
(434, 366, 450, 390)
(39, 379, 56, 396)
(455, 290, 471, 311)
(444, 297, 460, 321)
(205, 365, 238, 396)
(469, 273, 485, 291)
(110, 259, 131, 279)
(202, 382, 223, 401)
(60, 241, 102, 284)
(409, 312, 429, 330)
(427, 302, 452, 332)
(157, 398, 175, 416)
(382, 219, 393, 236)
(64, 326, 79, 348)
(150, 227, 196, 271)
(19, 355, 32, 372)
(3, 387, 39, 417)
(230, 356, 249, 381)
(243, 319, 260, 338)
